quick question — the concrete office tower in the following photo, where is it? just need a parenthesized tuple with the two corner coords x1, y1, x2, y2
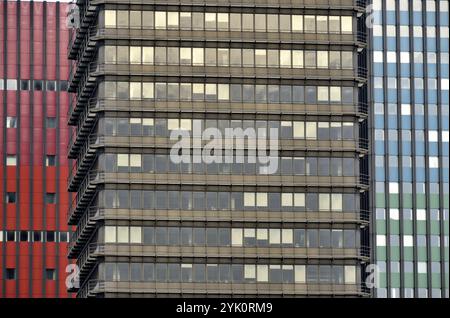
(370, 0, 449, 298)
(0, 0, 72, 298)
(67, 0, 370, 297)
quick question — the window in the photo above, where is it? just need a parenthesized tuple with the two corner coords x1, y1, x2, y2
(341, 16, 352, 33)
(154, 11, 166, 29)
(5, 268, 16, 280)
(117, 226, 129, 243)
(6, 117, 17, 128)
(130, 227, 142, 243)
(6, 155, 17, 166)
(130, 46, 141, 64)
(46, 117, 57, 128)
(295, 265, 306, 283)
(292, 15, 303, 32)
(5, 192, 16, 203)
(304, 15, 316, 33)
(167, 12, 179, 28)
(45, 193, 56, 204)
(33, 80, 43, 91)
(46, 231, 55, 242)
(7, 79, 17, 90)
(20, 231, 29, 242)
(20, 80, 29, 90)
(46, 81, 56, 91)
(317, 51, 328, 68)
(45, 269, 56, 280)
(344, 266, 356, 284)
(317, 16, 328, 33)
(46, 155, 56, 167)
(105, 10, 116, 27)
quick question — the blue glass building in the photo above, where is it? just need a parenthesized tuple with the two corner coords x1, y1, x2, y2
(371, 0, 449, 298)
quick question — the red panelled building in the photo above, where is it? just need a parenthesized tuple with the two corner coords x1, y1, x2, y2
(0, 0, 71, 297)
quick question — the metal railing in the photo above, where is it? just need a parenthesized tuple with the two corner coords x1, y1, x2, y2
(359, 173, 370, 187)
(357, 66, 368, 79)
(359, 245, 371, 258)
(76, 242, 104, 275)
(359, 137, 369, 151)
(67, 100, 99, 155)
(356, 30, 367, 44)
(68, 170, 101, 223)
(358, 102, 368, 116)
(68, 133, 100, 191)
(69, 26, 99, 84)
(355, 0, 368, 11)
(77, 279, 370, 298)
(67, 0, 98, 56)
(68, 206, 101, 254)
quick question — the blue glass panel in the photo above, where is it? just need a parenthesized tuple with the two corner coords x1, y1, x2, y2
(402, 167, 412, 182)
(402, 141, 411, 155)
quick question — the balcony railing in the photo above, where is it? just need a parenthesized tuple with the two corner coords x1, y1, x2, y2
(68, 134, 100, 192)
(67, 0, 98, 59)
(68, 206, 101, 257)
(77, 278, 371, 298)
(68, 170, 102, 224)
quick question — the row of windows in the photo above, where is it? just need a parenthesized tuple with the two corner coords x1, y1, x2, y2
(103, 226, 359, 249)
(375, 208, 449, 221)
(374, 0, 449, 13)
(103, 46, 354, 69)
(5, 117, 57, 131)
(98, 190, 360, 212)
(4, 268, 56, 281)
(100, 262, 358, 284)
(0, 79, 68, 92)
(104, 10, 353, 34)
(377, 261, 447, 278)
(5, 192, 56, 204)
(376, 234, 444, 248)
(4, 153, 56, 166)
(100, 117, 357, 140)
(377, 287, 446, 299)
(101, 81, 356, 104)
(0, 231, 69, 243)
(99, 153, 358, 177)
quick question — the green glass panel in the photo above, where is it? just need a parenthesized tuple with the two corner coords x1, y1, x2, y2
(430, 221, 440, 234)
(403, 221, 413, 235)
(432, 274, 441, 288)
(377, 247, 387, 261)
(390, 220, 399, 233)
(390, 247, 400, 261)
(416, 194, 426, 208)
(390, 273, 400, 287)
(378, 273, 387, 288)
(430, 195, 440, 209)
(417, 221, 427, 234)
(404, 273, 414, 288)
(403, 247, 414, 260)
(402, 194, 413, 208)
(376, 220, 386, 234)
(389, 194, 399, 208)
(376, 194, 385, 207)
(431, 247, 441, 261)
(418, 274, 428, 288)
(417, 247, 428, 261)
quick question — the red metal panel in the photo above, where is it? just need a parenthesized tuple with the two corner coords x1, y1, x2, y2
(1, 1, 72, 298)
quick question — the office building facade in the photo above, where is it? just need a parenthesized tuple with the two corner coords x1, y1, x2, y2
(0, 0, 72, 297)
(371, 0, 449, 298)
(67, 0, 370, 297)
